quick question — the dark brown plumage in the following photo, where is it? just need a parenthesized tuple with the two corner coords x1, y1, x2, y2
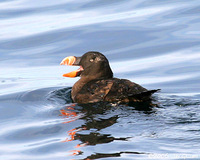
(60, 51, 159, 104)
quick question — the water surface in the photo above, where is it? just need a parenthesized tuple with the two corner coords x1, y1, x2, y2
(0, 0, 200, 159)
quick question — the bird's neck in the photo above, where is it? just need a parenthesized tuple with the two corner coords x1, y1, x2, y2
(71, 74, 113, 102)
(71, 77, 94, 101)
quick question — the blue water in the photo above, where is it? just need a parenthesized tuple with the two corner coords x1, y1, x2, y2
(1, 0, 200, 160)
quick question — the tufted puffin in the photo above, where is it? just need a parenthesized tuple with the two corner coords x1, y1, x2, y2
(60, 51, 159, 104)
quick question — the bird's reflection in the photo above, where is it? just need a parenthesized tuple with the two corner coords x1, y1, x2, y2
(59, 102, 119, 157)
(59, 100, 157, 159)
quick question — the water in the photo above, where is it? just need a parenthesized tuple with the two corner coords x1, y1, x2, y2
(0, 0, 200, 159)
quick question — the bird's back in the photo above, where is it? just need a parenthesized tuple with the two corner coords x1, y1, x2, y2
(73, 78, 157, 104)
(104, 78, 148, 102)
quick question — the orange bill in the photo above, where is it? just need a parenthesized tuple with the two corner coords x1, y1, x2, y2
(60, 56, 83, 78)
(60, 56, 76, 65)
(63, 70, 80, 77)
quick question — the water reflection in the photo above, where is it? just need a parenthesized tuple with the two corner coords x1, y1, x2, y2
(59, 103, 120, 158)
(1, 0, 200, 159)
(58, 96, 157, 159)
(84, 151, 145, 160)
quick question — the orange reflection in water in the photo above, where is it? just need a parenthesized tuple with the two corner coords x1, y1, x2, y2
(59, 106, 77, 124)
(75, 143, 87, 148)
(59, 106, 87, 158)
(61, 128, 84, 142)
(68, 150, 82, 156)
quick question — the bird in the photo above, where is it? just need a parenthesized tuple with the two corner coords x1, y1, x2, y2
(60, 51, 159, 104)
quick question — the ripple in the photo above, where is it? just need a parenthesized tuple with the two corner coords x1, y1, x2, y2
(1, 0, 200, 159)
(0, 5, 177, 40)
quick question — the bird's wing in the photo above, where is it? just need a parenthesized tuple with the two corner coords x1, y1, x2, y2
(104, 78, 147, 101)
(74, 79, 114, 104)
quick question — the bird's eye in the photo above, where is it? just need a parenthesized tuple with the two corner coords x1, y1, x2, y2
(96, 57, 101, 61)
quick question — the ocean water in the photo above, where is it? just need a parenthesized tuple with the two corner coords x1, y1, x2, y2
(0, 0, 200, 160)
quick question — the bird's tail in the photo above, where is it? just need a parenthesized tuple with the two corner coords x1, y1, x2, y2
(140, 89, 160, 96)
(130, 89, 160, 101)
